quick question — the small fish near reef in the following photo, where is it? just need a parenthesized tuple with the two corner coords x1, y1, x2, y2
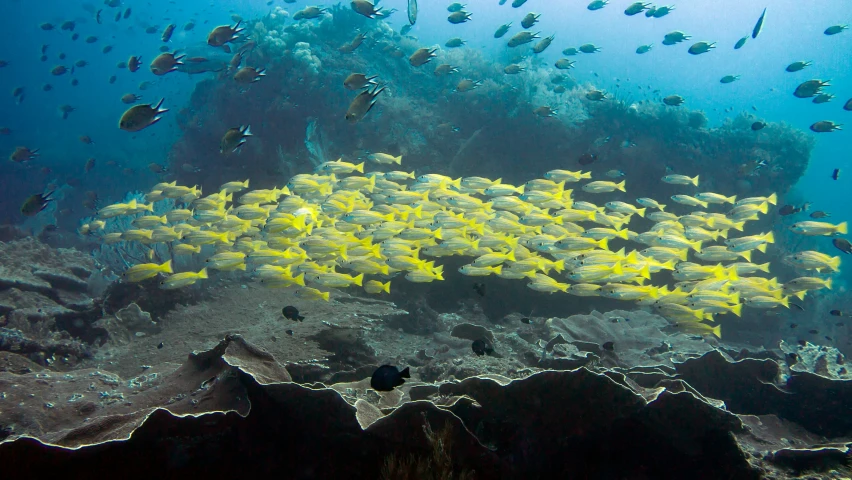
(21, 191, 55, 216)
(370, 365, 410, 391)
(282, 305, 305, 322)
(220, 125, 252, 153)
(472, 337, 495, 356)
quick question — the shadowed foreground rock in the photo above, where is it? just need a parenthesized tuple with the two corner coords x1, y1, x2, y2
(2, 335, 850, 478)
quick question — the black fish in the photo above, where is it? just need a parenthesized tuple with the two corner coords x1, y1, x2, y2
(832, 238, 852, 255)
(809, 210, 830, 219)
(578, 153, 597, 165)
(786, 352, 798, 364)
(96, 9, 102, 24)
(790, 303, 804, 311)
(831, 168, 840, 180)
(825, 336, 833, 341)
(520, 317, 531, 324)
(778, 204, 800, 216)
(808, 329, 819, 335)
(285, 329, 294, 336)
(157, 342, 164, 349)
(472, 282, 486, 296)
(370, 365, 410, 391)
(21, 191, 55, 216)
(790, 323, 798, 329)
(751, 121, 766, 131)
(472, 338, 494, 356)
(830, 309, 848, 317)
(282, 305, 304, 322)
(602, 341, 614, 351)
(797, 340, 807, 347)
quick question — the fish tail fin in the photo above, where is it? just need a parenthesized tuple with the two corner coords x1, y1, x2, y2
(757, 243, 767, 253)
(493, 265, 503, 275)
(712, 324, 722, 338)
(837, 222, 848, 235)
(692, 308, 704, 320)
(338, 245, 348, 261)
(718, 229, 728, 239)
(161, 259, 173, 274)
(611, 261, 623, 275)
(698, 200, 709, 209)
(294, 273, 306, 287)
(394, 155, 403, 165)
(321, 291, 330, 301)
(506, 249, 516, 262)
(598, 238, 609, 250)
(692, 240, 702, 253)
(433, 227, 443, 240)
(617, 229, 629, 240)
(382, 281, 391, 294)
(636, 207, 646, 218)
(616, 180, 626, 192)
(830, 256, 841, 271)
(352, 273, 364, 287)
(767, 193, 777, 205)
(763, 231, 775, 244)
(781, 296, 790, 308)
(640, 264, 651, 279)
(691, 175, 699, 186)
(825, 277, 833, 290)
(677, 249, 688, 261)
(727, 195, 737, 204)
(355, 162, 364, 173)
(198, 268, 209, 279)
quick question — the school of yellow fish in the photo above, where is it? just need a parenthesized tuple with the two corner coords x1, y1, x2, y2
(85, 156, 847, 339)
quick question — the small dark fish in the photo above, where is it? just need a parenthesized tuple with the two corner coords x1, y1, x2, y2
(157, 342, 164, 349)
(825, 336, 833, 341)
(85, 36, 98, 44)
(162, 23, 176, 42)
(797, 340, 807, 347)
(602, 341, 614, 351)
(830, 310, 846, 317)
(51, 65, 68, 75)
(790, 323, 798, 329)
(285, 329, 294, 336)
(184, 21, 195, 31)
(370, 365, 410, 392)
(70, 78, 79, 87)
(102, 45, 113, 54)
(808, 329, 819, 335)
(809, 210, 830, 219)
(778, 204, 800, 216)
(471, 337, 494, 356)
(147, 163, 167, 174)
(833, 238, 852, 255)
(79, 135, 94, 144)
(108, 75, 116, 84)
(96, 9, 101, 24)
(119, 99, 167, 132)
(752, 8, 767, 39)
(220, 125, 252, 153)
(472, 282, 486, 296)
(128, 55, 142, 72)
(282, 305, 304, 322)
(751, 121, 765, 131)
(578, 153, 597, 165)
(790, 303, 804, 311)
(831, 168, 840, 180)
(84, 157, 95, 173)
(520, 317, 531, 324)
(124, 8, 132, 19)
(21, 191, 55, 216)
(786, 352, 798, 364)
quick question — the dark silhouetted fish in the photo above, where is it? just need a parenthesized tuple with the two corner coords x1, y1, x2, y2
(282, 305, 304, 322)
(371, 365, 410, 391)
(472, 337, 494, 356)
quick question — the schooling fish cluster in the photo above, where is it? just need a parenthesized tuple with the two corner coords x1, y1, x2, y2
(87, 157, 845, 338)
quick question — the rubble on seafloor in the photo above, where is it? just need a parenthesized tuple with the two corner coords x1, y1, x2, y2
(0, 238, 850, 478)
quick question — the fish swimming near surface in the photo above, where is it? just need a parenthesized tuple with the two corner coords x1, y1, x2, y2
(408, 0, 418, 24)
(207, 21, 244, 47)
(752, 8, 767, 39)
(370, 365, 410, 391)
